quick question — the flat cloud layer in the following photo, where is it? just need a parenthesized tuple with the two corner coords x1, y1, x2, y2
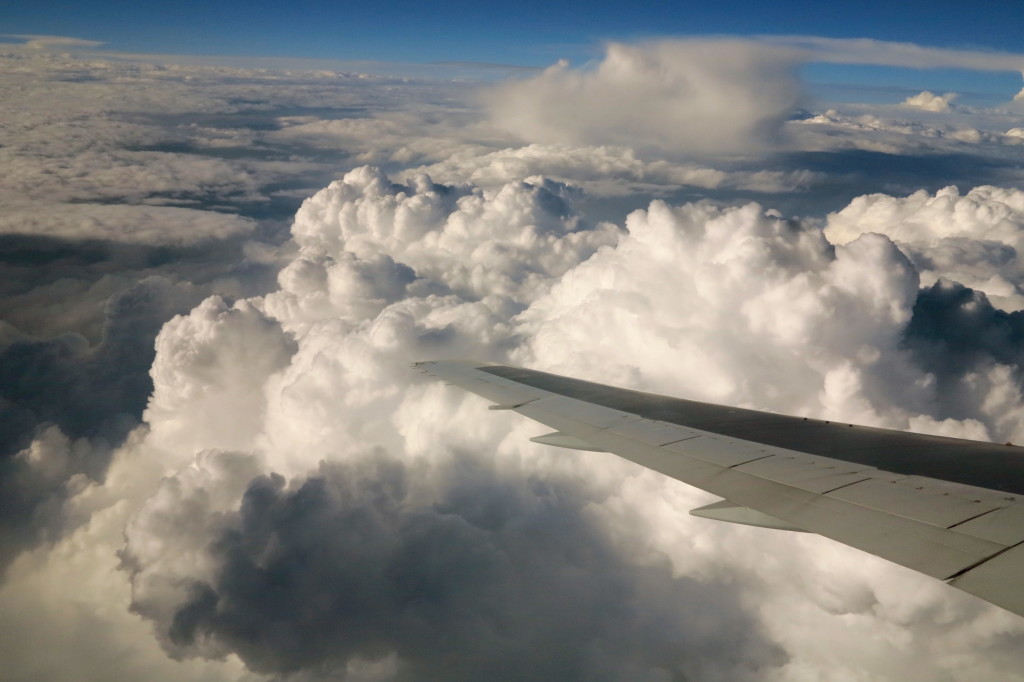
(5, 36, 1024, 682)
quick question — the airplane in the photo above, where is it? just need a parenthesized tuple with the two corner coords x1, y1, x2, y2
(414, 359, 1024, 618)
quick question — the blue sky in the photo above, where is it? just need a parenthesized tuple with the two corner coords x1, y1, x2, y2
(5, 0, 1024, 66)
(6, 0, 1024, 105)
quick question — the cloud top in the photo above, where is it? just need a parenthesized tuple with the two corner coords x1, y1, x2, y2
(902, 91, 958, 112)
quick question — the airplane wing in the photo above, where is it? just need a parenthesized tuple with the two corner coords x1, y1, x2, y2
(414, 360, 1024, 618)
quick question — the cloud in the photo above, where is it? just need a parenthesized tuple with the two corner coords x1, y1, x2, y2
(0, 276, 208, 576)
(8, 40, 1024, 682)
(0, 46, 363, 574)
(117, 168, 1024, 681)
(145, 296, 298, 457)
(124, 452, 785, 681)
(902, 90, 959, 112)
(515, 198, 932, 429)
(482, 36, 1024, 159)
(0, 44, 499, 588)
(272, 166, 619, 323)
(0, 203, 257, 247)
(484, 40, 804, 155)
(402, 143, 823, 197)
(2, 34, 106, 50)
(769, 35, 1024, 74)
(2, 161, 1024, 681)
(112, 168, 789, 681)
(825, 185, 1024, 309)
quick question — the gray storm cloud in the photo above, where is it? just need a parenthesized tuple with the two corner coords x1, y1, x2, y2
(125, 453, 785, 681)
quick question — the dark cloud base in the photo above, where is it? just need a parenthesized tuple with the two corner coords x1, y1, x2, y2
(128, 453, 787, 681)
(0, 231, 284, 576)
(758, 149, 1024, 216)
(904, 280, 1024, 419)
(0, 275, 200, 574)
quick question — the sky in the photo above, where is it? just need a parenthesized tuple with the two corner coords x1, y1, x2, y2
(6, 0, 1024, 64)
(6, 3, 1024, 681)
(6, 0, 1024, 102)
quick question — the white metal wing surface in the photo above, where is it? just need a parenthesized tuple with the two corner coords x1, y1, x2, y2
(415, 360, 1024, 618)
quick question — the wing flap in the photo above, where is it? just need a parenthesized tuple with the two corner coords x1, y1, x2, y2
(949, 543, 1024, 615)
(731, 453, 874, 494)
(662, 434, 775, 467)
(948, 504, 1024, 546)
(608, 418, 705, 446)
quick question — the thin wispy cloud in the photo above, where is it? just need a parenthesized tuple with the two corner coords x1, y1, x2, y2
(771, 35, 1024, 74)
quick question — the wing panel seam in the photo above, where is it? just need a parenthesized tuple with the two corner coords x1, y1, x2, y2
(944, 538, 1024, 582)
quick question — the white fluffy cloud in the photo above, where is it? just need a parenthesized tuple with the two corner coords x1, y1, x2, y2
(115, 168, 791, 681)
(484, 40, 803, 155)
(7, 36, 1024, 682)
(902, 90, 959, 112)
(517, 200, 927, 427)
(4, 162, 1024, 681)
(272, 166, 620, 324)
(826, 185, 1024, 309)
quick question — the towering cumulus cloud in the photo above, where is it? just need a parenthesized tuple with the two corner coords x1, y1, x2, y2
(826, 186, 1024, 308)
(10, 39, 1024, 682)
(117, 167, 787, 681)
(96, 166, 1024, 682)
(484, 40, 803, 155)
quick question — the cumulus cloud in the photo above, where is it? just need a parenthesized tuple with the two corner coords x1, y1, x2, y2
(9, 38, 1024, 682)
(2, 161, 1024, 681)
(791, 107, 1010, 153)
(483, 36, 1024, 159)
(484, 40, 804, 155)
(902, 90, 959, 112)
(515, 198, 933, 429)
(825, 185, 1024, 309)
(272, 166, 619, 322)
(107, 168, 787, 680)
(0, 275, 209, 576)
(0, 45, 366, 572)
(118, 168, 1024, 682)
